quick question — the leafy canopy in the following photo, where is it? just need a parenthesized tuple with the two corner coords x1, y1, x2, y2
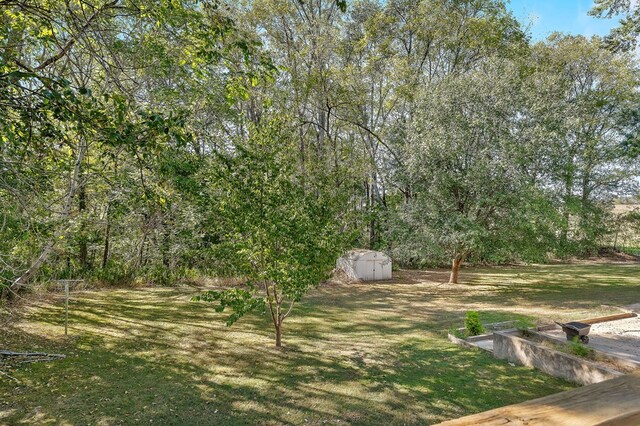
(193, 118, 352, 341)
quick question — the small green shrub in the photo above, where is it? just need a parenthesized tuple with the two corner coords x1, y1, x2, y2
(465, 311, 485, 336)
(569, 338, 592, 358)
(514, 318, 535, 331)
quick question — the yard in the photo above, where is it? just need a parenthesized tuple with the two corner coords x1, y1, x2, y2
(2, 262, 639, 425)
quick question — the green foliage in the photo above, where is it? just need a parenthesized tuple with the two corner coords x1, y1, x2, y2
(0, 0, 254, 294)
(465, 311, 485, 336)
(192, 118, 354, 345)
(569, 338, 592, 358)
(514, 319, 536, 332)
(398, 59, 533, 271)
(137, 265, 184, 287)
(2, 0, 640, 307)
(85, 263, 134, 286)
(449, 327, 466, 339)
(590, 0, 640, 51)
(192, 289, 266, 326)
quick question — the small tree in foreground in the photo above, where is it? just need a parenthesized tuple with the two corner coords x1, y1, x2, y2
(193, 120, 351, 347)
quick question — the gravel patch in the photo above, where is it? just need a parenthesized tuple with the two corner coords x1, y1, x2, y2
(543, 316, 640, 364)
(591, 316, 640, 338)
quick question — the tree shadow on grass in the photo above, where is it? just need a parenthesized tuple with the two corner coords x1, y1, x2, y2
(315, 264, 640, 325)
(8, 262, 633, 424)
(1, 334, 573, 425)
(2, 289, 576, 425)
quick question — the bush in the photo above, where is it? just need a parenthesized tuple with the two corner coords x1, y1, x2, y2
(465, 311, 485, 336)
(569, 338, 592, 358)
(514, 318, 535, 331)
(86, 263, 134, 286)
(136, 265, 200, 286)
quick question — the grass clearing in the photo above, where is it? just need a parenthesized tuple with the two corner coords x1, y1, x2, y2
(2, 262, 639, 425)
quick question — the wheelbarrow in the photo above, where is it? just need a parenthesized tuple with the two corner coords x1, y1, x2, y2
(555, 321, 591, 344)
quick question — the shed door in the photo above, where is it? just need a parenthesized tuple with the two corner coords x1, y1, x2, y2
(366, 252, 378, 280)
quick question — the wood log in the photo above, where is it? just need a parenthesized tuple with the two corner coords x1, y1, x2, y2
(579, 312, 637, 325)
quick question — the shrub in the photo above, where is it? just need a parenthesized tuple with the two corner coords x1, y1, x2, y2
(465, 311, 485, 336)
(569, 338, 592, 358)
(86, 263, 134, 286)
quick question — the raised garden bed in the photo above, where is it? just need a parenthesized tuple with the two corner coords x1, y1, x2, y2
(447, 320, 540, 353)
(493, 329, 626, 385)
(448, 313, 640, 385)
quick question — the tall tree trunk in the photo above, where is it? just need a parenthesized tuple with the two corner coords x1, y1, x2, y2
(78, 177, 88, 269)
(102, 205, 111, 269)
(580, 175, 593, 249)
(449, 254, 464, 284)
(138, 233, 147, 267)
(369, 173, 378, 249)
(561, 174, 574, 248)
(160, 210, 171, 268)
(10, 137, 86, 295)
(317, 99, 326, 159)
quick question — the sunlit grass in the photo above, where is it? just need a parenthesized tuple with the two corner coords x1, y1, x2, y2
(2, 262, 639, 424)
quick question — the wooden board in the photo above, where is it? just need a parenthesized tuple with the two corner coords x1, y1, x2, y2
(579, 312, 637, 325)
(437, 371, 640, 426)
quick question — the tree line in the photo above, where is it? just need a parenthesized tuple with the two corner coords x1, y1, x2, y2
(2, 0, 639, 303)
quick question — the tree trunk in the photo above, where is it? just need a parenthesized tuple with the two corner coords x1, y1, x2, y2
(161, 213, 170, 268)
(275, 322, 282, 348)
(138, 233, 147, 267)
(449, 254, 463, 284)
(78, 178, 88, 269)
(369, 173, 377, 249)
(275, 298, 283, 347)
(10, 136, 86, 295)
(102, 209, 111, 269)
(561, 175, 573, 247)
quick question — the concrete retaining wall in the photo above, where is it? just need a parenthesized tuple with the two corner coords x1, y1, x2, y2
(493, 331, 623, 385)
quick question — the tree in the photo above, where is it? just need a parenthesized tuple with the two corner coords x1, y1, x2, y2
(400, 59, 530, 283)
(590, 0, 640, 51)
(523, 35, 640, 253)
(0, 67, 189, 297)
(192, 119, 352, 347)
(0, 0, 251, 295)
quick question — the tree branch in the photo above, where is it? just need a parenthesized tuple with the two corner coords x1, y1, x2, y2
(35, 0, 119, 71)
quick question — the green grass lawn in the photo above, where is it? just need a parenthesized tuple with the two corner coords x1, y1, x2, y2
(2, 262, 639, 425)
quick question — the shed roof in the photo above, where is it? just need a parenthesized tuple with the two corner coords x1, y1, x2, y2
(340, 249, 390, 261)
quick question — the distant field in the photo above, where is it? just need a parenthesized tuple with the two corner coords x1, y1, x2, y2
(2, 262, 640, 425)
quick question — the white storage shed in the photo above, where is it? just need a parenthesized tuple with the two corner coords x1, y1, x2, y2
(336, 249, 392, 281)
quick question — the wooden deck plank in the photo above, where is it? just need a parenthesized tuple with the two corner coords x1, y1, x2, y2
(437, 371, 640, 426)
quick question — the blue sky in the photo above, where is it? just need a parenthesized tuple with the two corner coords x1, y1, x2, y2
(506, 0, 621, 41)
